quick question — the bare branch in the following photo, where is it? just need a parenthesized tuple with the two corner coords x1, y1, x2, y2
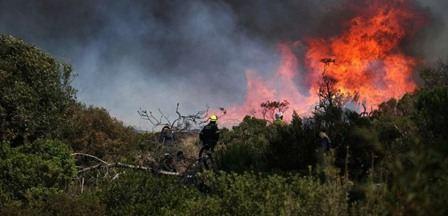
(73, 153, 180, 176)
(139, 103, 215, 132)
(138, 108, 165, 128)
(138, 109, 158, 127)
(171, 103, 182, 128)
(79, 164, 102, 173)
(72, 153, 109, 165)
(171, 103, 210, 130)
(158, 108, 171, 125)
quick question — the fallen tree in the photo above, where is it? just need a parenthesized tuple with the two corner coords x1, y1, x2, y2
(72, 152, 180, 176)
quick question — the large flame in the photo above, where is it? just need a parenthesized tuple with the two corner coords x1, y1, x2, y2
(222, 44, 316, 123)
(221, 0, 426, 124)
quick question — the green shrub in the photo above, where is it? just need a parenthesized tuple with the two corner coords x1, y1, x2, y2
(97, 170, 351, 216)
(0, 139, 76, 203)
(216, 115, 318, 173)
(101, 171, 201, 216)
(266, 113, 318, 172)
(0, 34, 75, 146)
(216, 116, 270, 172)
(200, 171, 349, 216)
(62, 104, 139, 161)
(0, 191, 105, 216)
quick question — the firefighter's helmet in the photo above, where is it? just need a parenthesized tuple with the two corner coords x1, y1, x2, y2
(209, 114, 218, 122)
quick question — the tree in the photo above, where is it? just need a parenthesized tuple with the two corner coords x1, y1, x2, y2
(414, 88, 448, 146)
(260, 100, 289, 121)
(0, 35, 75, 146)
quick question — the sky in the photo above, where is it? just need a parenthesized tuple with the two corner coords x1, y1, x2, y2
(0, 0, 447, 129)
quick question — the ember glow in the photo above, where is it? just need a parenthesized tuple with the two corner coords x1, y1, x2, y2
(222, 0, 427, 123)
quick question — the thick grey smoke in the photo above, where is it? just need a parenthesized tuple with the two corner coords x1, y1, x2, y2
(413, 0, 448, 61)
(0, 0, 279, 129)
(0, 0, 446, 129)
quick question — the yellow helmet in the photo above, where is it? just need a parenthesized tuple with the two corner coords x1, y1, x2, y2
(209, 114, 218, 122)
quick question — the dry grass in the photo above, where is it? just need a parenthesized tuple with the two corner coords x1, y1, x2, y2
(178, 134, 200, 159)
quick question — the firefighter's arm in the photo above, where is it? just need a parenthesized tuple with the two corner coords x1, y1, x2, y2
(199, 129, 204, 141)
(216, 129, 220, 139)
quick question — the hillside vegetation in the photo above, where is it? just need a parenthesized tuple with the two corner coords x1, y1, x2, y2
(1, 34, 448, 215)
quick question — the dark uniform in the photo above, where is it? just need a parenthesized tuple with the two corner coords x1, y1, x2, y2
(320, 136, 332, 151)
(199, 122, 219, 158)
(159, 125, 174, 144)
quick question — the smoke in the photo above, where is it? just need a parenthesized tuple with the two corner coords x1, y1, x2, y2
(413, 0, 448, 61)
(0, 0, 447, 129)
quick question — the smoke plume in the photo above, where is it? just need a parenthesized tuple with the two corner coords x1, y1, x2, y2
(0, 0, 447, 128)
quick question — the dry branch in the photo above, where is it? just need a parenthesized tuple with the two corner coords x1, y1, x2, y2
(138, 108, 168, 128)
(72, 153, 180, 176)
(139, 103, 211, 131)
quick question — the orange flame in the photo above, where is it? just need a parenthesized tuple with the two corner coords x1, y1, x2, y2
(221, 0, 426, 124)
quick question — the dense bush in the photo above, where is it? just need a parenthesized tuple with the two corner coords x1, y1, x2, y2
(266, 112, 318, 172)
(0, 139, 76, 203)
(387, 87, 448, 215)
(216, 115, 319, 173)
(216, 117, 271, 172)
(216, 110, 381, 180)
(97, 170, 351, 216)
(62, 103, 139, 160)
(0, 35, 75, 146)
(204, 171, 349, 216)
(101, 171, 202, 216)
(0, 192, 105, 216)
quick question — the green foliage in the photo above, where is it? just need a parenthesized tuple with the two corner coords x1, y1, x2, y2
(0, 191, 105, 216)
(101, 171, 201, 216)
(267, 113, 318, 172)
(62, 103, 139, 160)
(216, 115, 319, 173)
(414, 87, 448, 148)
(203, 171, 349, 216)
(0, 35, 75, 146)
(388, 87, 448, 215)
(216, 116, 270, 172)
(96, 170, 350, 216)
(217, 108, 381, 181)
(0, 139, 76, 203)
(350, 183, 389, 216)
(338, 126, 382, 180)
(364, 87, 448, 215)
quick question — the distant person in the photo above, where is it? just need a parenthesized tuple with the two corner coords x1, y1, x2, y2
(199, 114, 220, 158)
(319, 131, 332, 151)
(159, 125, 174, 145)
(316, 131, 332, 182)
(273, 111, 285, 126)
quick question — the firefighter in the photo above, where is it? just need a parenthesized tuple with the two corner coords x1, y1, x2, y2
(273, 111, 285, 126)
(199, 114, 220, 158)
(319, 131, 332, 151)
(159, 124, 174, 145)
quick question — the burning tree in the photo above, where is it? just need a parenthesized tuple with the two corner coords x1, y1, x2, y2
(260, 100, 290, 121)
(316, 58, 350, 109)
(314, 58, 357, 132)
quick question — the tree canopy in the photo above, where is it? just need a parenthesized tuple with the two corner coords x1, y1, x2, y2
(0, 35, 75, 146)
